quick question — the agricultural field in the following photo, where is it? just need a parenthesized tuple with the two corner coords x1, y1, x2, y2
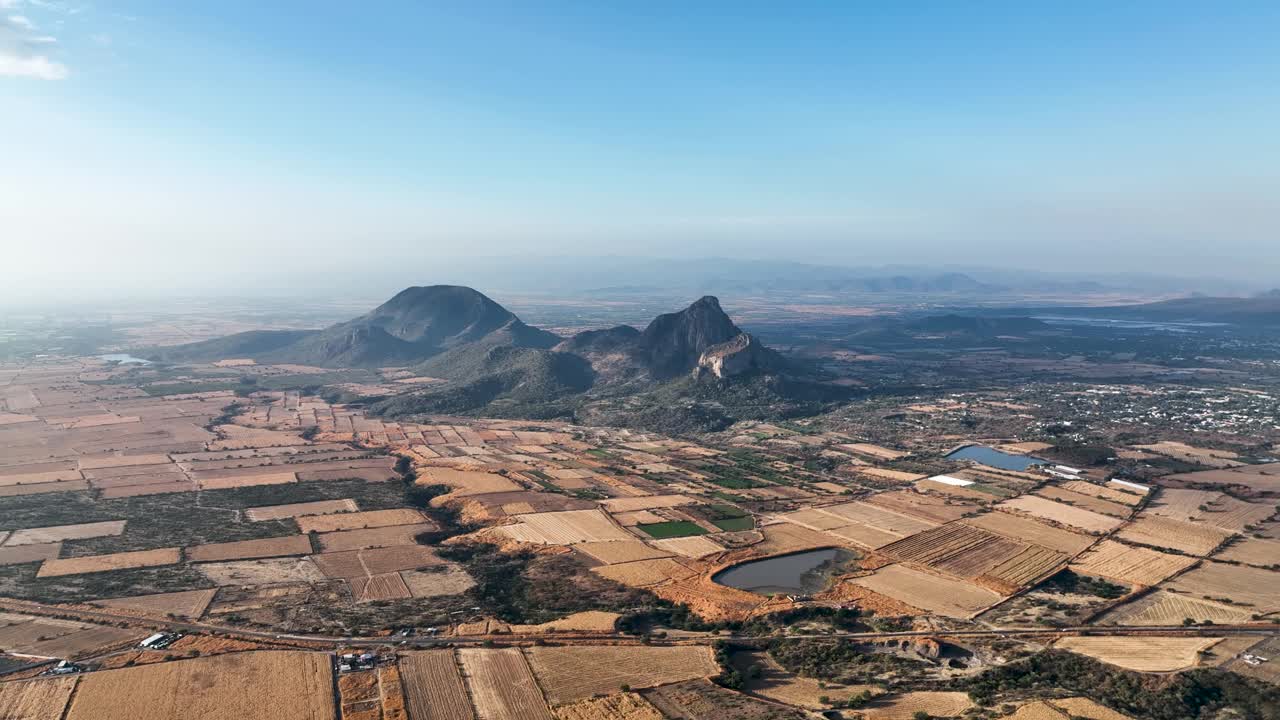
(245, 498, 359, 521)
(1162, 560, 1280, 613)
(858, 691, 974, 719)
(851, 563, 1003, 618)
(1068, 540, 1198, 586)
(91, 588, 218, 619)
(0, 676, 77, 720)
(1098, 589, 1255, 626)
(64, 651, 336, 720)
(637, 520, 708, 539)
(400, 651, 475, 720)
(457, 648, 552, 720)
(641, 680, 807, 720)
(1053, 636, 1223, 672)
(1115, 516, 1232, 556)
(37, 547, 182, 577)
(526, 646, 720, 704)
(552, 693, 663, 720)
(185, 534, 313, 562)
(880, 523, 1030, 579)
(997, 496, 1123, 534)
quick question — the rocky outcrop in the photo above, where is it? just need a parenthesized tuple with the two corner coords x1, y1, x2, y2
(696, 332, 778, 379)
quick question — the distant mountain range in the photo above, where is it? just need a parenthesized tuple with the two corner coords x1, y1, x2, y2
(155, 286, 818, 429)
(981, 296, 1280, 327)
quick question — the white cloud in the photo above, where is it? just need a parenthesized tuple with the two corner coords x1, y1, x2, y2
(0, 10, 67, 79)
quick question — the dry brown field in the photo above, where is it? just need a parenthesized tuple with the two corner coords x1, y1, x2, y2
(351, 572, 413, 601)
(1214, 536, 1280, 567)
(401, 566, 477, 598)
(297, 509, 428, 533)
(855, 467, 927, 483)
(527, 646, 719, 705)
(841, 442, 908, 460)
(499, 509, 632, 545)
(458, 648, 552, 720)
(0, 676, 77, 720)
(1163, 560, 1280, 612)
(998, 496, 1122, 533)
(1164, 463, 1280, 492)
(0, 479, 92, 497)
(508, 611, 619, 634)
(651, 536, 725, 558)
(859, 691, 974, 719)
(1033, 487, 1132, 517)
(64, 650, 336, 720)
(37, 547, 181, 577)
(977, 545, 1069, 590)
(641, 679, 806, 720)
(0, 469, 84, 486)
(101, 480, 197, 498)
(0, 617, 89, 653)
(1054, 636, 1222, 672)
(339, 669, 381, 719)
(852, 564, 1003, 617)
(1115, 516, 1231, 556)
(1100, 590, 1254, 626)
(0, 542, 62, 566)
(1147, 488, 1222, 522)
(572, 540, 672, 565)
(754, 522, 846, 555)
(1135, 441, 1241, 467)
(197, 471, 298, 490)
(821, 501, 939, 536)
(185, 534, 313, 562)
(1048, 697, 1135, 720)
(880, 523, 1027, 578)
(862, 490, 981, 524)
(92, 588, 218, 618)
(316, 523, 437, 552)
(1059, 480, 1144, 506)
(400, 650, 475, 720)
(592, 557, 696, 587)
(552, 693, 664, 720)
(599, 495, 697, 513)
(196, 557, 326, 586)
(23, 625, 144, 659)
(2, 520, 125, 546)
(312, 545, 441, 580)
(1068, 540, 1198, 585)
(246, 498, 359, 521)
(419, 467, 520, 497)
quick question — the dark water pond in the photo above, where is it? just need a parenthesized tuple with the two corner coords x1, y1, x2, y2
(712, 547, 853, 596)
(945, 444, 1043, 471)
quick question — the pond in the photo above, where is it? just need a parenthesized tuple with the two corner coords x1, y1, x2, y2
(712, 547, 854, 596)
(99, 353, 152, 365)
(945, 444, 1043, 471)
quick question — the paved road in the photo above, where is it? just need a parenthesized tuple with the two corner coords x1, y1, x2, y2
(3, 597, 1278, 655)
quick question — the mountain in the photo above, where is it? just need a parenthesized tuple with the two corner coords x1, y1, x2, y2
(158, 285, 832, 431)
(638, 296, 744, 378)
(154, 285, 559, 367)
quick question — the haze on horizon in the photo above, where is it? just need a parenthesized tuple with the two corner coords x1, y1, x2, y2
(3, 1, 1278, 303)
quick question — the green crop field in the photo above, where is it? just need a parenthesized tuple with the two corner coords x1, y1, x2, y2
(637, 521, 709, 539)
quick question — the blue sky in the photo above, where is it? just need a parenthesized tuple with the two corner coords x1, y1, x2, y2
(2, 2, 1278, 298)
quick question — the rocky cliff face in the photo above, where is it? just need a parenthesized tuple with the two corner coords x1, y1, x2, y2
(638, 296, 743, 378)
(696, 332, 779, 379)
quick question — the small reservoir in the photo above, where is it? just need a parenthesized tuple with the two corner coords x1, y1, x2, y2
(99, 353, 152, 365)
(712, 547, 854, 596)
(946, 444, 1043, 471)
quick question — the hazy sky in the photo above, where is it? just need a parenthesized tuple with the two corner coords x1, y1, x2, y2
(3, 1, 1278, 301)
